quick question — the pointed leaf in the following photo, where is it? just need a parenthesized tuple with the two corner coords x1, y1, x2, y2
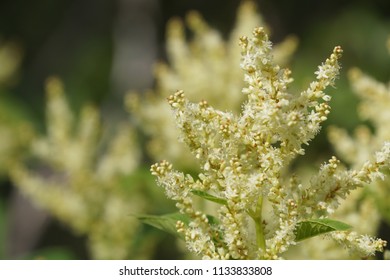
(191, 190, 227, 205)
(137, 213, 190, 239)
(294, 218, 352, 242)
(137, 212, 220, 239)
(205, 214, 220, 226)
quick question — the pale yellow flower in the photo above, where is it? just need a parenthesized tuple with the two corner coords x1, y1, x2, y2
(152, 27, 388, 259)
(10, 77, 144, 259)
(128, 1, 297, 169)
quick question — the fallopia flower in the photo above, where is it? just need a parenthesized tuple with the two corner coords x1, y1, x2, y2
(151, 27, 388, 260)
(128, 1, 298, 169)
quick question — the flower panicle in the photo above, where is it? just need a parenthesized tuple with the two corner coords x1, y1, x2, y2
(150, 24, 388, 260)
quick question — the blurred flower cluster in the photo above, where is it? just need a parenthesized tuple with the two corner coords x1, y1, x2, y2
(10, 77, 146, 259)
(0, 41, 32, 177)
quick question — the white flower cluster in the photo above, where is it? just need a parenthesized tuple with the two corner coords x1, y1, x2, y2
(10, 77, 144, 259)
(128, 1, 297, 169)
(328, 46, 390, 230)
(329, 68, 390, 167)
(151, 27, 389, 259)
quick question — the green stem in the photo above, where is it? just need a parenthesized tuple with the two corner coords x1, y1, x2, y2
(249, 196, 266, 251)
(255, 219, 266, 251)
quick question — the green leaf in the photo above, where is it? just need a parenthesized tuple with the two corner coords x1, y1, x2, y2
(137, 213, 190, 239)
(137, 212, 220, 239)
(206, 214, 220, 226)
(294, 218, 352, 242)
(191, 190, 227, 205)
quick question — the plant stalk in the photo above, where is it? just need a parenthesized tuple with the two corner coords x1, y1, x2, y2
(253, 195, 266, 251)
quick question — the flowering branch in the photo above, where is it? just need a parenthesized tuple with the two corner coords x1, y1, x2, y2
(150, 27, 388, 259)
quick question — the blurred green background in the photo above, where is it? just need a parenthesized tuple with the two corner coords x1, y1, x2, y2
(0, 0, 389, 259)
